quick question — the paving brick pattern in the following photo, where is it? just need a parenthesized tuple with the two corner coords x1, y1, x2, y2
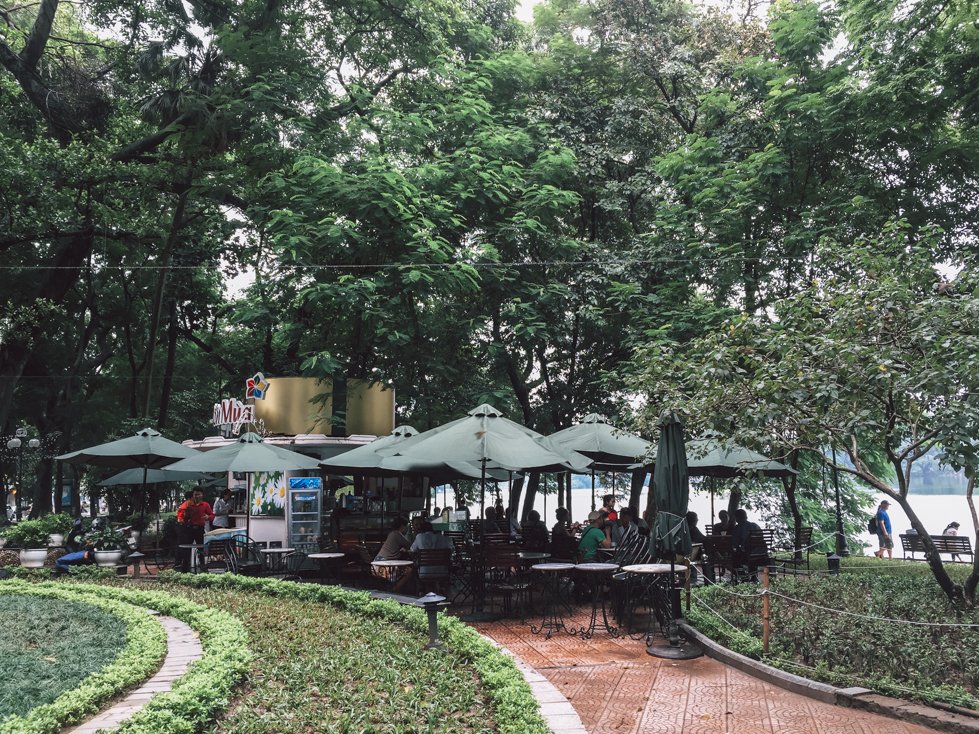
(474, 611, 942, 734)
(66, 614, 202, 734)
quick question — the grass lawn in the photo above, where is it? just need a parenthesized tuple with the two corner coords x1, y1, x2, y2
(689, 559, 979, 710)
(0, 593, 128, 719)
(155, 581, 498, 734)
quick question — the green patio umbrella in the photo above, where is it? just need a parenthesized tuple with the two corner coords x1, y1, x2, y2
(549, 413, 653, 514)
(57, 427, 201, 533)
(98, 468, 209, 486)
(164, 432, 322, 539)
(652, 413, 692, 559)
(686, 433, 795, 478)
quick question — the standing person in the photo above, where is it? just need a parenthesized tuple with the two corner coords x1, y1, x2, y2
(874, 500, 893, 559)
(212, 489, 234, 529)
(601, 494, 618, 522)
(176, 487, 214, 572)
(578, 510, 612, 562)
(943, 521, 962, 561)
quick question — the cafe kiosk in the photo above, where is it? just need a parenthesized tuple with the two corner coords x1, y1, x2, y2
(185, 375, 395, 549)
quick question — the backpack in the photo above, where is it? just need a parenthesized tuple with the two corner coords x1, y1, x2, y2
(868, 515, 878, 534)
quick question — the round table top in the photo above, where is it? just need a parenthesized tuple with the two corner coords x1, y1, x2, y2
(260, 547, 294, 554)
(621, 563, 677, 574)
(576, 562, 619, 572)
(532, 562, 576, 572)
(308, 552, 346, 560)
(371, 559, 414, 568)
(518, 551, 551, 560)
(178, 543, 207, 550)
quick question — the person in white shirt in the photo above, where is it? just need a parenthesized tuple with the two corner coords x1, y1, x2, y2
(212, 489, 233, 529)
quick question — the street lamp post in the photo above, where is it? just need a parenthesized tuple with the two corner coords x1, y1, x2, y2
(6, 428, 41, 521)
(830, 447, 850, 557)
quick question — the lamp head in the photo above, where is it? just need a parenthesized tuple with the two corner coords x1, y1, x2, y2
(14, 428, 27, 438)
(6, 438, 21, 450)
(27, 438, 40, 449)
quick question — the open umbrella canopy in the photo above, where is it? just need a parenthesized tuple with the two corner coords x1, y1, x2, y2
(686, 433, 795, 478)
(652, 413, 692, 558)
(378, 404, 589, 473)
(99, 467, 209, 486)
(321, 426, 514, 482)
(549, 413, 652, 469)
(57, 427, 199, 469)
(163, 432, 321, 473)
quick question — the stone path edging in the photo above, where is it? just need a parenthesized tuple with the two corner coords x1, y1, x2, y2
(679, 620, 979, 734)
(66, 613, 203, 734)
(478, 634, 588, 734)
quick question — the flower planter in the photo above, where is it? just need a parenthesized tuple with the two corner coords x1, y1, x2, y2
(94, 550, 124, 567)
(48, 533, 64, 547)
(20, 548, 48, 568)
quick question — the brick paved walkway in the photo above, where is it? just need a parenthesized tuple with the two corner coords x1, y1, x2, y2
(473, 612, 941, 734)
(66, 614, 202, 734)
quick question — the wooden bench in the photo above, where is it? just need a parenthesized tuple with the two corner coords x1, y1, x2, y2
(900, 534, 973, 563)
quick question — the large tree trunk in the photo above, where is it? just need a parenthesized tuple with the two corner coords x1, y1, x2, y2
(965, 476, 978, 605)
(783, 452, 803, 562)
(629, 468, 647, 510)
(158, 298, 179, 428)
(521, 473, 540, 522)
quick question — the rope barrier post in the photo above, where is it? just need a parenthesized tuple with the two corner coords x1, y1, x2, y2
(762, 566, 770, 655)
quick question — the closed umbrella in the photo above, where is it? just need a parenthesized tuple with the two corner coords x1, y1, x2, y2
(652, 413, 692, 560)
(549, 413, 652, 512)
(164, 432, 321, 539)
(57, 427, 201, 533)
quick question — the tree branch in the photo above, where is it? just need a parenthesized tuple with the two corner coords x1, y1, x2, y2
(19, 0, 56, 69)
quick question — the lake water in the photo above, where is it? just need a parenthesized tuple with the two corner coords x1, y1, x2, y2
(450, 484, 975, 556)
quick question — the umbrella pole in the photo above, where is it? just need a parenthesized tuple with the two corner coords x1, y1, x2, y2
(139, 465, 149, 551)
(245, 473, 252, 540)
(591, 470, 595, 512)
(710, 477, 715, 528)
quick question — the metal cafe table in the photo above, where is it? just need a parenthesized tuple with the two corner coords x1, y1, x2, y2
(308, 551, 346, 584)
(177, 543, 208, 573)
(620, 563, 679, 640)
(259, 547, 295, 574)
(572, 562, 620, 638)
(371, 558, 415, 588)
(530, 562, 575, 639)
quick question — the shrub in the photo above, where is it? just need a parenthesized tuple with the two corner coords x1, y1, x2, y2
(86, 527, 127, 551)
(37, 514, 73, 536)
(2, 521, 52, 549)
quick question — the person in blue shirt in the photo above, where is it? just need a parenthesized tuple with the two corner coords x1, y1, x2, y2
(874, 500, 893, 559)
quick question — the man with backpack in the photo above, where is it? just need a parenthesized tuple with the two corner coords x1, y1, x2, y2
(871, 500, 893, 559)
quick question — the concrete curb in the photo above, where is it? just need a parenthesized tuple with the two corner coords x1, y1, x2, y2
(679, 621, 979, 734)
(478, 634, 588, 734)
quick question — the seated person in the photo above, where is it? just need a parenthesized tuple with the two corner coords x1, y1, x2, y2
(731, 509, 764, 579)
(577, 511, 612, 562)
(410, 521, 453, 585)
(552, 507, 571, 537)
(549, 523, 578, 561)
(375, 517, 413, 592)
(712, 509, 733, 536)
(520, 510, 549, 551)
(610, 506, 639, 547)
(686, 511, 707, 546)
(481, 506, 506, 535)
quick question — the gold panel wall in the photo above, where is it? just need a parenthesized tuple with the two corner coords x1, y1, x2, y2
(252, 377, 394, 436)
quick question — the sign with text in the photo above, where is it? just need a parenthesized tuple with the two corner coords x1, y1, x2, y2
(212, 398, 255, 436)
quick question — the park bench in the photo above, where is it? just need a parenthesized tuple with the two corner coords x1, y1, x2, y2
(899, 533, 974, 563)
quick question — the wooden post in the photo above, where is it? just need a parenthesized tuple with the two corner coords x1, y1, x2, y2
(761, 566, 770, 654)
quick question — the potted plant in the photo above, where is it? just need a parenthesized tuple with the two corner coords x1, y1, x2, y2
(88, 526, 128, 567)
(4, 520, 53, 567)
(40, 513, 74, 547)
(125, 512, 150, 548)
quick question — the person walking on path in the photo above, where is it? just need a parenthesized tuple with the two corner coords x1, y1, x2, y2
(874, 500, 893, 559)
(176, 488, 214, 572)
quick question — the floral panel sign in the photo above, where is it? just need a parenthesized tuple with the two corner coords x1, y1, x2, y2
(251, 471, 286, 517)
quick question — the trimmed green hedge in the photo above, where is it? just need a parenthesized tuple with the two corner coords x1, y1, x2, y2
(162, 572, 549, 734)
(0, 581, 167, 734)
(688, 572, 979, 710)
